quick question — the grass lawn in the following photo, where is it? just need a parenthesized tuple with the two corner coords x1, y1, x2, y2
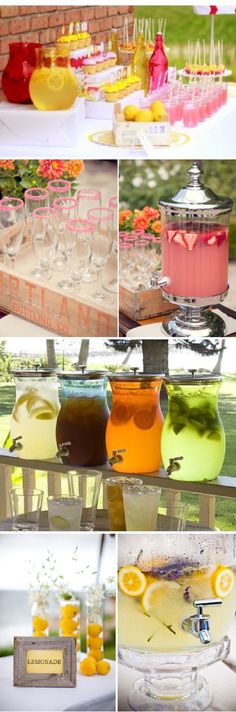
(0, 380, 235, 530)
(135, 6, 236, 80)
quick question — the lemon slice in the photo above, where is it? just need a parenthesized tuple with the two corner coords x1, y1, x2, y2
(118, 565, 146, 597)
(141, 580, 180, 613)
(47, 71, 64, 92)
(211, 565, 234, 598)
(50, 516, 70, 530)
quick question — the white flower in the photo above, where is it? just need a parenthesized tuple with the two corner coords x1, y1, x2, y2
(148, 180, 157, 188)
(158, 167, 169, 181)
(132, 176, 143, 187)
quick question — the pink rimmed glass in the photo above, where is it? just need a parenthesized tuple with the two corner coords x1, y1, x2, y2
(52, 196, 78, 274)
(87, 207, 113, 301)
(119, 242, 134, 284)
(76, 188, 102, 283)
(47, 179, 71, 205)
(0, 197, 25, 270)
(66, 218, 93, 291)
(24, 187, 49, 217)
(104, 195, 118, 295)
(31, 206, 59, 280)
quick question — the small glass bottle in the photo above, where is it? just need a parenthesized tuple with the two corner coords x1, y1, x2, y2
(86, 592, 104, 662)
(59, 597, 81, 655)
(149, 32, 168, 91)
(32, 599, 49, 637)
(133, 33, 149, 93)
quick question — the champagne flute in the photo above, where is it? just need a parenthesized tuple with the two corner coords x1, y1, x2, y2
(67, 218, 93, 291)
(87, 207, 113, 301)
(24, 187, 49, 241)
(53, 196, 78, 287)
(76, 188, 101, 282)
(31, 207, 59, 280)
(104, 195, 118, 294)
(47, 179, 71, 205)
(0, 197, 25, 270)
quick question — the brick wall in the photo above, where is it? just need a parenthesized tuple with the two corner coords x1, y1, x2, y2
(0, 5, 134, 75)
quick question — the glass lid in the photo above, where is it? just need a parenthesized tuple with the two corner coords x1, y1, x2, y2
(164, 370, 222, 384)
(57, 368, 108, 380)
(159, 162, 233, 215)
(108, 372, 165, 382)
(11, 366, 57, 377)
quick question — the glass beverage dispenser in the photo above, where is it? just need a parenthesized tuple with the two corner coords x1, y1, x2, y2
(148, 162, 233, 336)
(161, 372, 225, 482)
(118, 532, 236, 711)
(10, 368, 60, 459)
(106, 372, 164, 474)
(56, 370, 109, 466)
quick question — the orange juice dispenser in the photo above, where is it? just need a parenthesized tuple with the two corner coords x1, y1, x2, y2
(106, 372, 164, 474)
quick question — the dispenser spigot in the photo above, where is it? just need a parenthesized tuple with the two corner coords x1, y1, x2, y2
(182, 598, 222, 645)
(130, 367, 139, 375)
(147, 271, 171, 290)
(9, 436, 23, 453)
(166, 456, 183, 476)
(108, 449, 126, 465)
(56, 441, 72, 458)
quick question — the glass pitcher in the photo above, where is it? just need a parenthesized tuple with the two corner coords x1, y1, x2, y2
(106, 373, 164, 474)
(56, 370, 109, 466)
(161, 373, 225, 482)
(29, 44, 78, 111)
(10, 368, 60, 459)
(118, 532, 236, 711)
(2, 42, 41, 104)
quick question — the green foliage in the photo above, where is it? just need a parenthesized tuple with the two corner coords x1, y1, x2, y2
(135, 6, 236, 80)
(120, 160, 236, 259)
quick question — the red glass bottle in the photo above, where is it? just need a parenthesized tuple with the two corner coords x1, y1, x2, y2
(149, 33, 168, 92)
(2, 42, 41, 104)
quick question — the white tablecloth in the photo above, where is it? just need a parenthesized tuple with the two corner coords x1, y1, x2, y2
(0, 654, 115, 711)
(118, 621, 236, 711)
(0, 96, 235, 159)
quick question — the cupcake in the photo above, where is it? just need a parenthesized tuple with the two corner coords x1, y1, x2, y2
(104, 84, 119, 102)
(82, 57, 96, 74)
(96, 56, 105, 72)
(102, 54, 109, 70)
(108, 51, 117, 67)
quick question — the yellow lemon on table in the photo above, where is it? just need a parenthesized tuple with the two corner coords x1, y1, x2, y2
(124, 104, 139, 121)
(96, 660, 111, 675)
(135, 109, 153, 122)
(80, 657, 96, 676)
(150, 100, 165, 113)
(211, 566, 234, 598)
(118, 565, 147, 596)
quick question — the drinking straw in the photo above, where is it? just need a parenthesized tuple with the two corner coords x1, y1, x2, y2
(123, 17, 129, 47)
(203, 39, 206, 66)
(163, 18, 166, 39)
(133, 17, 137, 43)
(151, 18, 155, 41)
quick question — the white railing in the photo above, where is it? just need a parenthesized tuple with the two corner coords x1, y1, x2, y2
(0, 448, 235, 529)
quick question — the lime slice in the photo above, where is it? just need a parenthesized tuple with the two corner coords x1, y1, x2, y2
(50, 516, 70, 530)
(47, 71, 64, 92)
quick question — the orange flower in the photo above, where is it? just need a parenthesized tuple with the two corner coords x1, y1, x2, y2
(142, 206, 160, 220)
(0, 160, 15, 171)
(151, 220, 161, 234)
(119, 210, 132, 225)
(64, 160, 84, 178)
(37, 160, 65, 179)
(133, 215, 149, 231)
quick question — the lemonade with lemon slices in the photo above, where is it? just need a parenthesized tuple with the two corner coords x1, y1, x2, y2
(118, 555, 236, 652)
(29, 46, 78, 111)
(11, 373, 60, 459)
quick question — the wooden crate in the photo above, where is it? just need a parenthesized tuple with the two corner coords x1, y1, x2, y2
(113, 102, 170, 147)
(0, 249, 117, 336)
(119, 283, 173, 320)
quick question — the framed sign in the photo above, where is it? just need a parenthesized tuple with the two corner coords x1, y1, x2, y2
(13, 637, 76, 688)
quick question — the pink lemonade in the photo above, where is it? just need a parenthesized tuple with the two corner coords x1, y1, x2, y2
(162, 223, 229, 297)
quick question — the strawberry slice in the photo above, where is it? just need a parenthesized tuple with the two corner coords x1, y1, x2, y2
(216, 229, 227, 246)
(184, 232, 198, 250)
(173, 232, 187, 248)
(207, 235, 217, 246)
(167, 229, 177, 243)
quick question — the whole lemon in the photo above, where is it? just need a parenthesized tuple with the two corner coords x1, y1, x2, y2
(124, 105, 139, 121)
(150, 100, 165, 113)
(80, 657, 96, 676)
(96, 660, 111, 675)
(135, 109, 153, 123)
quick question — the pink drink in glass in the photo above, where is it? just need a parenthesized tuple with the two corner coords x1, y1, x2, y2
(161, 222, 229, 298)
(183, 101, 199, 128)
